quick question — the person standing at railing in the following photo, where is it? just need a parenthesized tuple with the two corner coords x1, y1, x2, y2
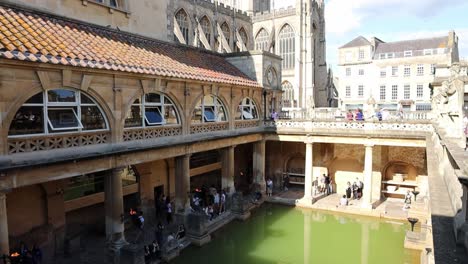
(346, 110, 353, 121)
(355, 109, 364, 121)
(376, 109, 383, 121)
(271, 110, 278, 121)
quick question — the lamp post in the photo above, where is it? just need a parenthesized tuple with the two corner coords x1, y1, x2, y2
(407, 217, 419, 232)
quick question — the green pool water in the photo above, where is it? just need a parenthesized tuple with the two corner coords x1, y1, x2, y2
(171, 204, 420, 264)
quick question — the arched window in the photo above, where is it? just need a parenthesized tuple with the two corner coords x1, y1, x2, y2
(236, 98, 258, 120)
(175, 9, 189, 44)
(237, 27, 248, 52)
(9, 89, 108, 136)
(192, 95, 227, 123)
(255, 28, 269, 51)
(200, 16, 212, 47)
(278, 24, 295, 69)
(221, 22, 231, 52)
(124, 93, 179, 128)
(282, 82, 295, 108)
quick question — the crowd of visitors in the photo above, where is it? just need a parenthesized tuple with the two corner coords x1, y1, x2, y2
(338, 178, 365, 207)
(312, 174, 334, 196)
(190, 185, 227, 221)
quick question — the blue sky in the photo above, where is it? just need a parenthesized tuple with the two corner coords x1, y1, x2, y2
(323, 0, 468, 71)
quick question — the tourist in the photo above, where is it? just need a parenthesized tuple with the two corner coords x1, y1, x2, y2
(356, 109, 364, 121)
(266, 178, 273, 197)
(356, 178, 363, 199)
(271, 110, 278, 121)
(352, 181, 359, 200)
(283, 174, 290, 191)
(376, 108, 382, 121)
(214, 191, 220, 214)
(320, 174, 325, 193)
(138, 211, 145, 230)
(150, 240, 161, 261)
(328, 179, 334, 194)
(219, 190, 226, 214)
(312, 177, 319, 196)
(403, 190, 412, 210)
(208, 205, 215, 221)
(339, 195, 348, 206)
(155, 222, 164, 247)
(176, 224, 186, 239)
(346, 110, 354, 121)
(144, 245, 151, 264)
(345, 182, 352, 199)
(381, 108, 390, 121)
(192, 195, 201, 211)
(166, 201, 173, 224)
(324, 174, 330, 195)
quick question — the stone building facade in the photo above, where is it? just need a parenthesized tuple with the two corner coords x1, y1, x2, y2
(337, 32, 459, 113)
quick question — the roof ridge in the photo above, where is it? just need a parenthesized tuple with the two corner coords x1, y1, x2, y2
(381, 35, 447, 45)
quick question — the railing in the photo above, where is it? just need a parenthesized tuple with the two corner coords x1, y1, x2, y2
(190, 122, 229, 134)
(279, 109, 432, 122)
(123, 125, 182, 142)
(265, 120, 434, 133)
(8, 131, 110, 154)
(235, 120, 260, 129)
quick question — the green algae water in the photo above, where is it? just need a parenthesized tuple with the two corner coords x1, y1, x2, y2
(171, 204, 419, 264)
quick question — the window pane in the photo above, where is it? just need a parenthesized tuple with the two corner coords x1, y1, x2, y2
(125, 105, 142, 127)
(235, 107, 243, 120)
(80, 93, 94, 104)
(145, 107, 163, 125)
(25, 93, 43, 104)
(81, 106, 106, 130)
(9, 106, 44, 135)
(192, 106, 202, 124)
(48, 89, 76, 103)
(164, 105, 178, 125)
(217, 106, 226, 121)
(48, 108, 81, 130)
(204, 95, 215, 105)
(204, 107, 216, 122)
(145, 93, 162, 103)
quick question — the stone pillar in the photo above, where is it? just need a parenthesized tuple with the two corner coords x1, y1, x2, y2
(362, 144, 374, 209)
(0, 193, 9, 256)
(222, 146, 236, 195)
(175, 154, 191, 212)
(253, 140, 266, 193)
(104, 168, 126, 245)
(303, 140, 313, 200)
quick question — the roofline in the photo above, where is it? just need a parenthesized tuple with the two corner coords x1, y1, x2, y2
(0, 2, 225, 58)
(377, 35, 448, 46)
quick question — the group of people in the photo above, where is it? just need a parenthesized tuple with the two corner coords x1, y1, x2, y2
(312, 174, 334, 196)
(345, 108, 402, 122)
(191, 185, 227, 221)
(340, 178, 364, 206)
(149, 222, 186, 263)
(3, 242, 42, 264)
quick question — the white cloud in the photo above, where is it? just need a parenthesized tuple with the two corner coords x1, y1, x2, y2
(325, 0, 465, 35)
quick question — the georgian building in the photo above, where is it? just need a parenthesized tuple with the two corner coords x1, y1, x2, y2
(337, 32, 459, 113)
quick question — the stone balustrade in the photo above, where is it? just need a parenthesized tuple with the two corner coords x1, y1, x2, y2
(123, 125, 182, 142)
(235, 120, 260, 129)
(279, 109, 433, 122)
(190, 122, 229, 134)
(8, 131, 110, 154)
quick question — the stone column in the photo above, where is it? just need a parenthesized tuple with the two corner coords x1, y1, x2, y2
(362, 144, 374, 209)
(0, 193, 9, 256)
(222, 146, 236, 195)
(253, 140, 266, 193)
(104, 168, 126, 245)
(175, 154, 191, 212)
(303, 139, 313, 201)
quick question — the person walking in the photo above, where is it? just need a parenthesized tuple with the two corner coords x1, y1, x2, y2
(166, 201, 173, 224)
(266, 178, 273, 197)
(345, 182, 352, 199)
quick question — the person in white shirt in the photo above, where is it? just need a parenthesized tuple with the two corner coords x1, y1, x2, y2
(339, 195, 348, 206)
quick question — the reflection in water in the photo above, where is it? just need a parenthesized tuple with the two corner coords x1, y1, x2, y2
(172, 204, 419, 264)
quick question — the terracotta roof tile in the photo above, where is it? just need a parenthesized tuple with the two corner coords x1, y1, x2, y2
(0, 5, 260, 88)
